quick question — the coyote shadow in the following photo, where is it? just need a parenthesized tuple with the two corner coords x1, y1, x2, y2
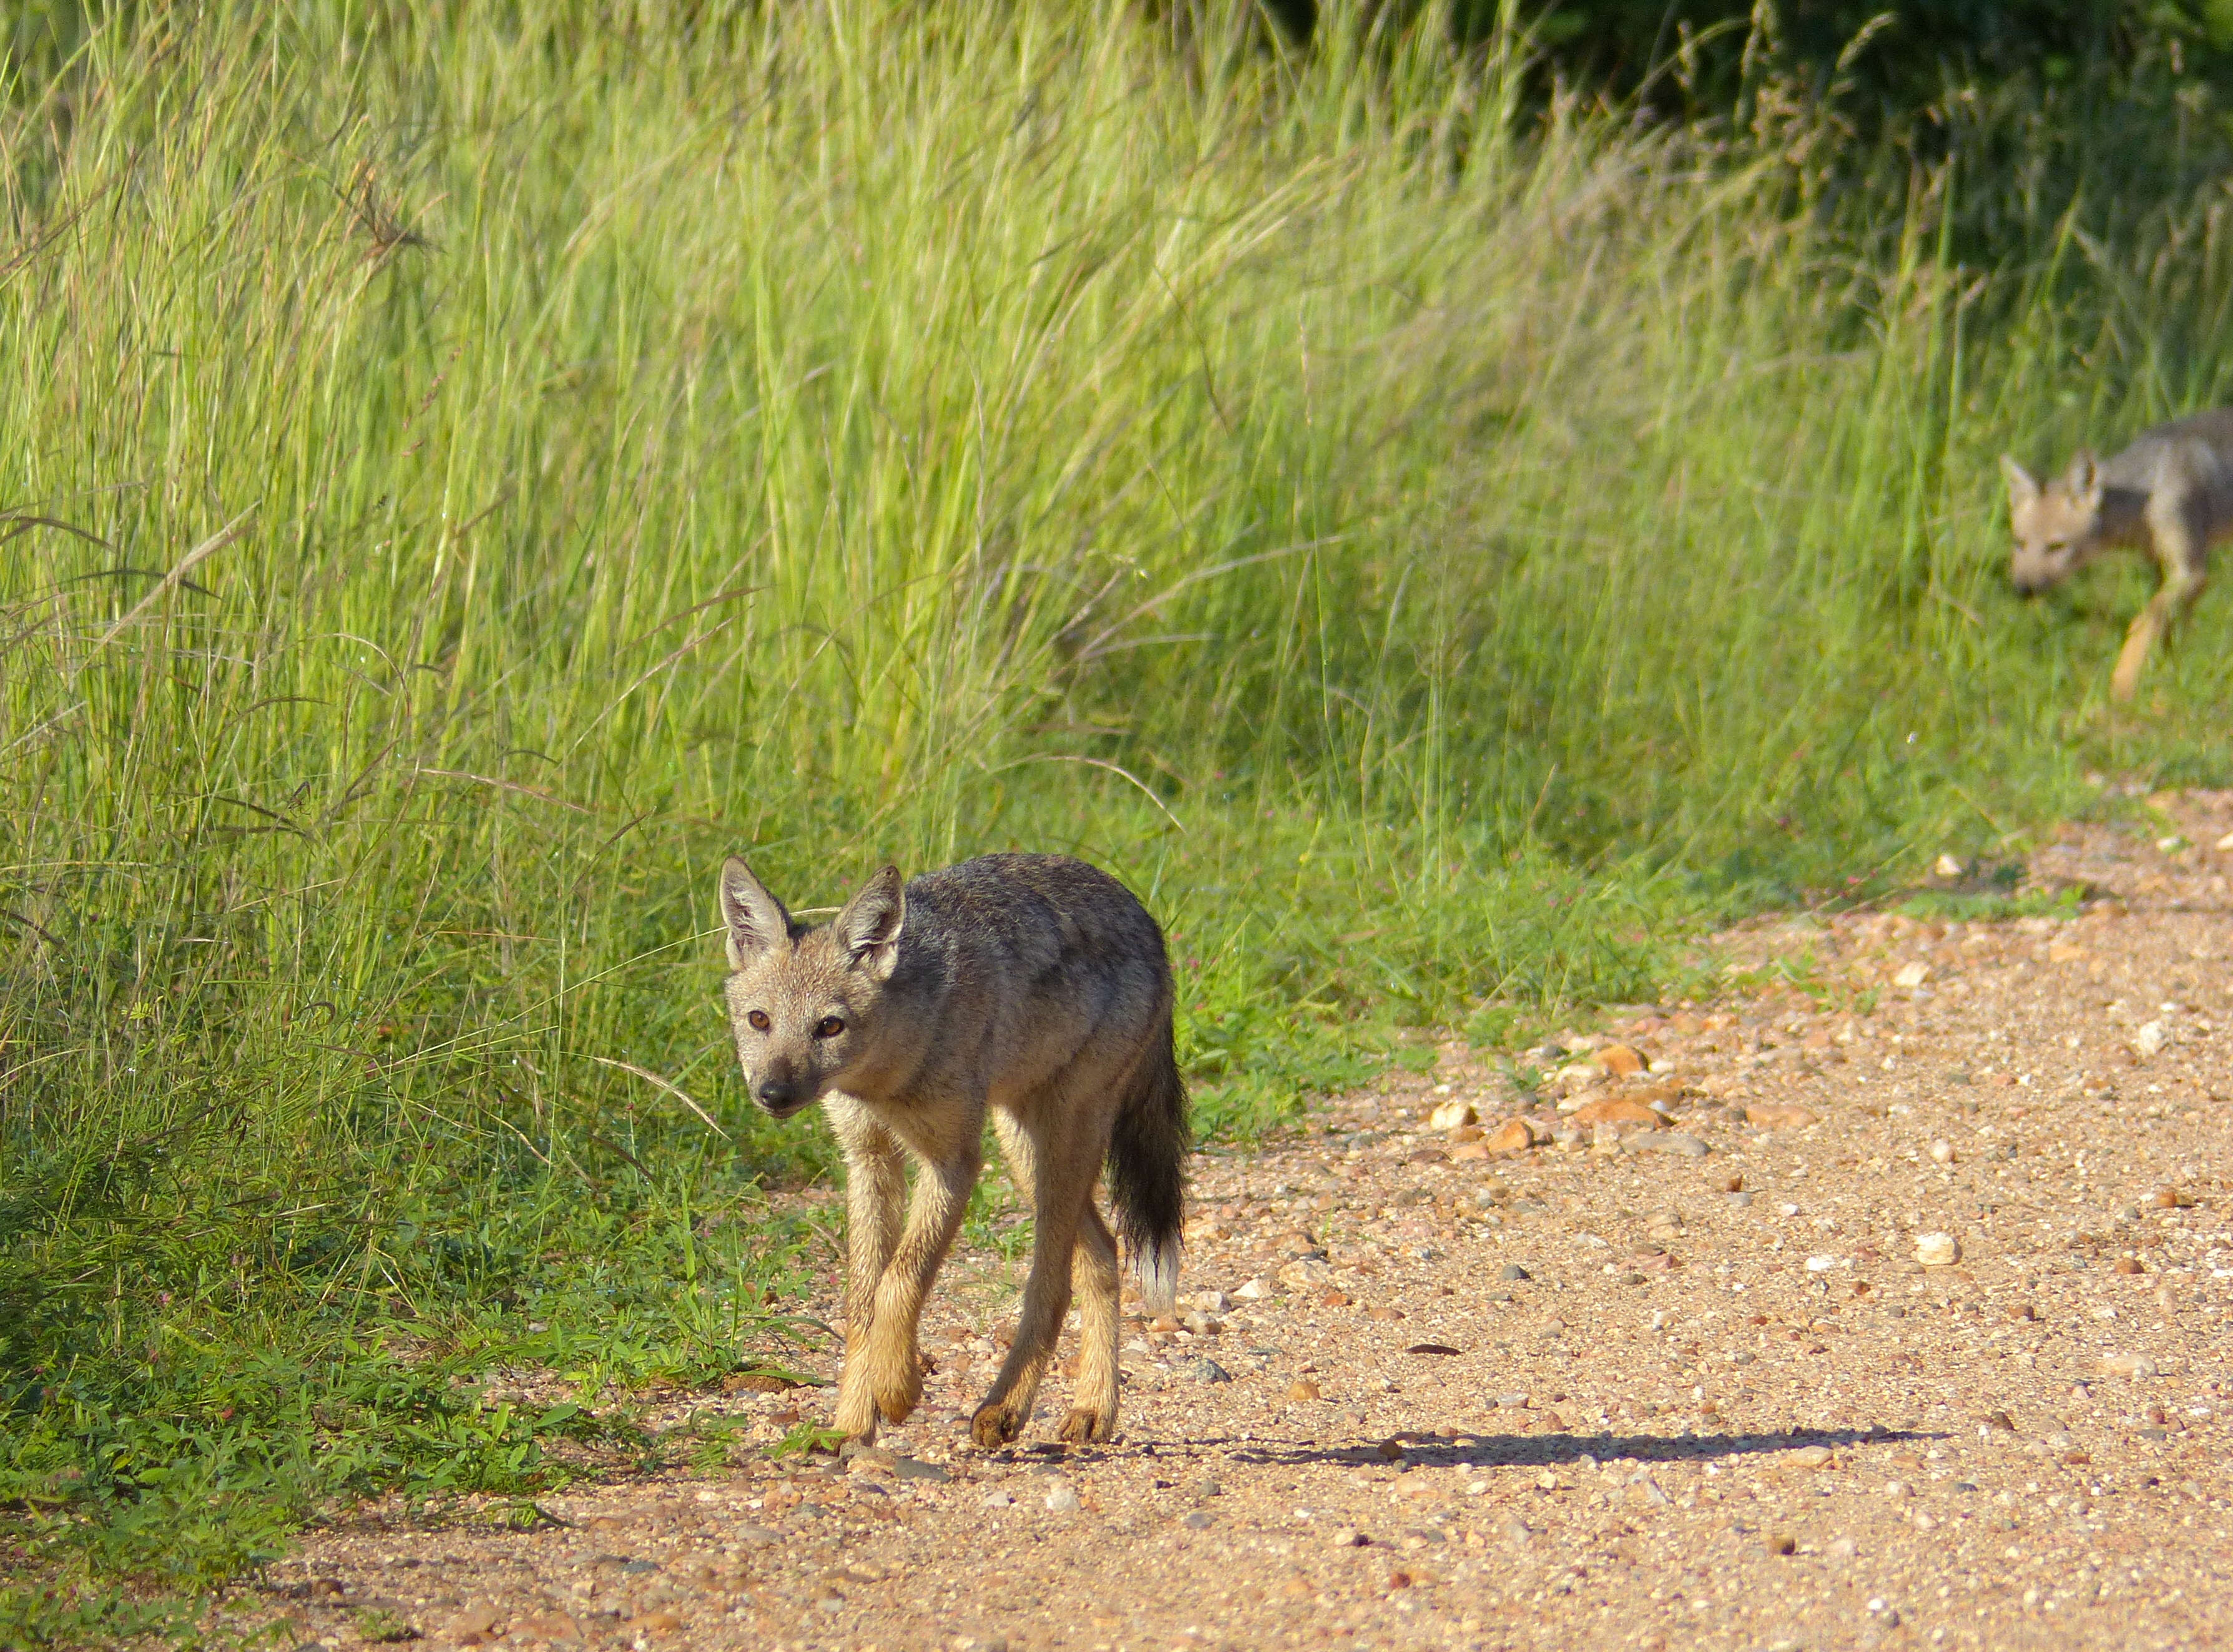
(1016, 1426, 1937, 1471)
(1220, 1426, 1936, 1471)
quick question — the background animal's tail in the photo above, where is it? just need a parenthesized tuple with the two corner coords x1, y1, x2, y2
(1106, 1006, 1190, 1317)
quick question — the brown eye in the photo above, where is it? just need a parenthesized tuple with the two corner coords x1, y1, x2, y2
(747, 1010, 770, 1032)
(814, 1016, 845, 1039)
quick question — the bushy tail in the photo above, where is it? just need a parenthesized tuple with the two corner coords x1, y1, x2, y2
(1106, 1010, 1190, 1317)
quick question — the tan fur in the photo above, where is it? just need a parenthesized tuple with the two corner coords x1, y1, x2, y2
(2001, 408, 2233, 700)
(717, 853, 1189, 1448)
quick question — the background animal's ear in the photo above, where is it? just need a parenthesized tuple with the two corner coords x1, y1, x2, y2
(2065, 450, 2101, 501)
(719, 857, 791, 970)
(1999, 454, 2039, 509)
(833, 865, 905, 981)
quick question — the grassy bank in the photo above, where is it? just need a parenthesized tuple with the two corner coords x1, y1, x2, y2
(3, 0, 2231, 1627)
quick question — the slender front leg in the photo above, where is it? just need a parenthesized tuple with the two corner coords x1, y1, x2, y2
(859, 1139, 981, 1430)
(2118, 518, 2208, 702)
(830, 1121, 907, 1441)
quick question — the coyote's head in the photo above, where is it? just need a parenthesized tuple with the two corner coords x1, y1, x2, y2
(717, 858, 904, 1119)
(2001, 451, 2106, 594)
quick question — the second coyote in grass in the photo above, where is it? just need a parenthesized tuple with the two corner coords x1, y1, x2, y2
(717, 852, 1189, 1448)
(2001, 408, 2233, 700)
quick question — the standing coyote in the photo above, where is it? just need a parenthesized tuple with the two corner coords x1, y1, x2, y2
(2000, 408, 2233, 700)
(717, 852, 1189, 1447)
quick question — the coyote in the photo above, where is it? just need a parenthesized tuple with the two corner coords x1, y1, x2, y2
(2000, 408, 2233, 700)
(717, 852, 1189, 1447)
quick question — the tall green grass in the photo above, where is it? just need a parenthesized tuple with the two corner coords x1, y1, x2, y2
(3, 0, 2231, 1618)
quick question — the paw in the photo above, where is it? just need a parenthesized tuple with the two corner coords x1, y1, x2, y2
(871, 1361, 923, 1426)
(1057, 1406, 1112, 1443)
(971, 1401, 1023, 1449)
(831, 1382, 880, 1442)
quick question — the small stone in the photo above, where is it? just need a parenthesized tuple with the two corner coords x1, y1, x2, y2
(846, 1447, 898, 1477)
(1190, 1357, 1232, 1384)
(2135, 1020, 2167, 1057)
(893, 1457, 949, 1483)
(1495, 1391, 1529, 1408)
(1043, 1479, 1081, 1513)
(1828, 1536, 1859, 1560)
(1596, 1045, 1646, 1076)
(1788, 1445, 1834, 1469)
(1745, 1102, 1820, 1131)
(2100, 1352, 2159, 1378)
(1287, 1378, 1323, 1402)
(722, 1370, 800, 1394)
(1915, 1232, 1961, 1268)
(1234, 1277, 1270, 1300)
(1725, 1191, 1754, 1208)
(2113, 1257, 2143, 1275)
(1766, 1532, 1797, 1556)
(1320, 1288, 1352, 1308)
(1635, 1131, 1707, 1158)
(1330, 1527, 1368, 1547)
(1571, 1096, 1666, 1129)
(1276, 1262, 1330, 1295)
(1180, 1510, 1214, 1529)
(1196, 1289, 1234, 1311)
(1928, 1139, 1955, 1164)
(1430, 1098, 1478, 1131)
(1933, 853, 1965, 879)
(1484, 1116, 1540, 1154)
(2217, 828, 2233, 852)
(509, 1613, 583, 1644)
(1498, 1263, 1530, 1281)
(2151, 1187, 2187, 1209)
(445, 1606, 504, 1646)
(630, 1611, 684, 1635)
(980, 1487, 1015, 1507)
(2048, 942, 2086, 963)
(1893, 961, 1932, 988)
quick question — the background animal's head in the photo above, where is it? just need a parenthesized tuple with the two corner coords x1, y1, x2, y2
(2001, 450, 2106, 594)
(717, 858, 905, 1119)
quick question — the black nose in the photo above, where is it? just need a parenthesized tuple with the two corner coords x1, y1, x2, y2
(757, 1078, 803, 1111)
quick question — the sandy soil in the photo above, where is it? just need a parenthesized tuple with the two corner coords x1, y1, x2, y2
(246, 807, 2233, 1652)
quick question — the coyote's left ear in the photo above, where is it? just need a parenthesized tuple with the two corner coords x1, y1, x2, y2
(1998, 453, 2039, 510)
(2064, 450, 2101, 501)
(833, 865, 905, 981)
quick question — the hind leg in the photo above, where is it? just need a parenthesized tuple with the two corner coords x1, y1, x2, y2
(1058, 1201, 1121, 1443)
(971, 1103, 1097, 1448)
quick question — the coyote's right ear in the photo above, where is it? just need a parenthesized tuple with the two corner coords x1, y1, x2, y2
(1999, 454, 2040, 509)
(719, 857, 791, 970)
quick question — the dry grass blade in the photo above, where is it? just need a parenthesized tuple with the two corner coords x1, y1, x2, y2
(587, 1055, 731, 1139)
(79, 504, 258, 664)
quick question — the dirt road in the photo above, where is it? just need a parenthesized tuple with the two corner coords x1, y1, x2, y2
(252, 809, 2233, 1651)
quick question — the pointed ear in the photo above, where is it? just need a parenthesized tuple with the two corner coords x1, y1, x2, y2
(833, 865, 905, 981)
(2065, 450, 2101, 500)
(2000, 454, 2040, 509)
(718, 856, 791, 971)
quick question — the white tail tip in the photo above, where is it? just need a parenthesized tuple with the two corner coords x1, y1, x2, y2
(1134, 1241, 1181, 1317)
